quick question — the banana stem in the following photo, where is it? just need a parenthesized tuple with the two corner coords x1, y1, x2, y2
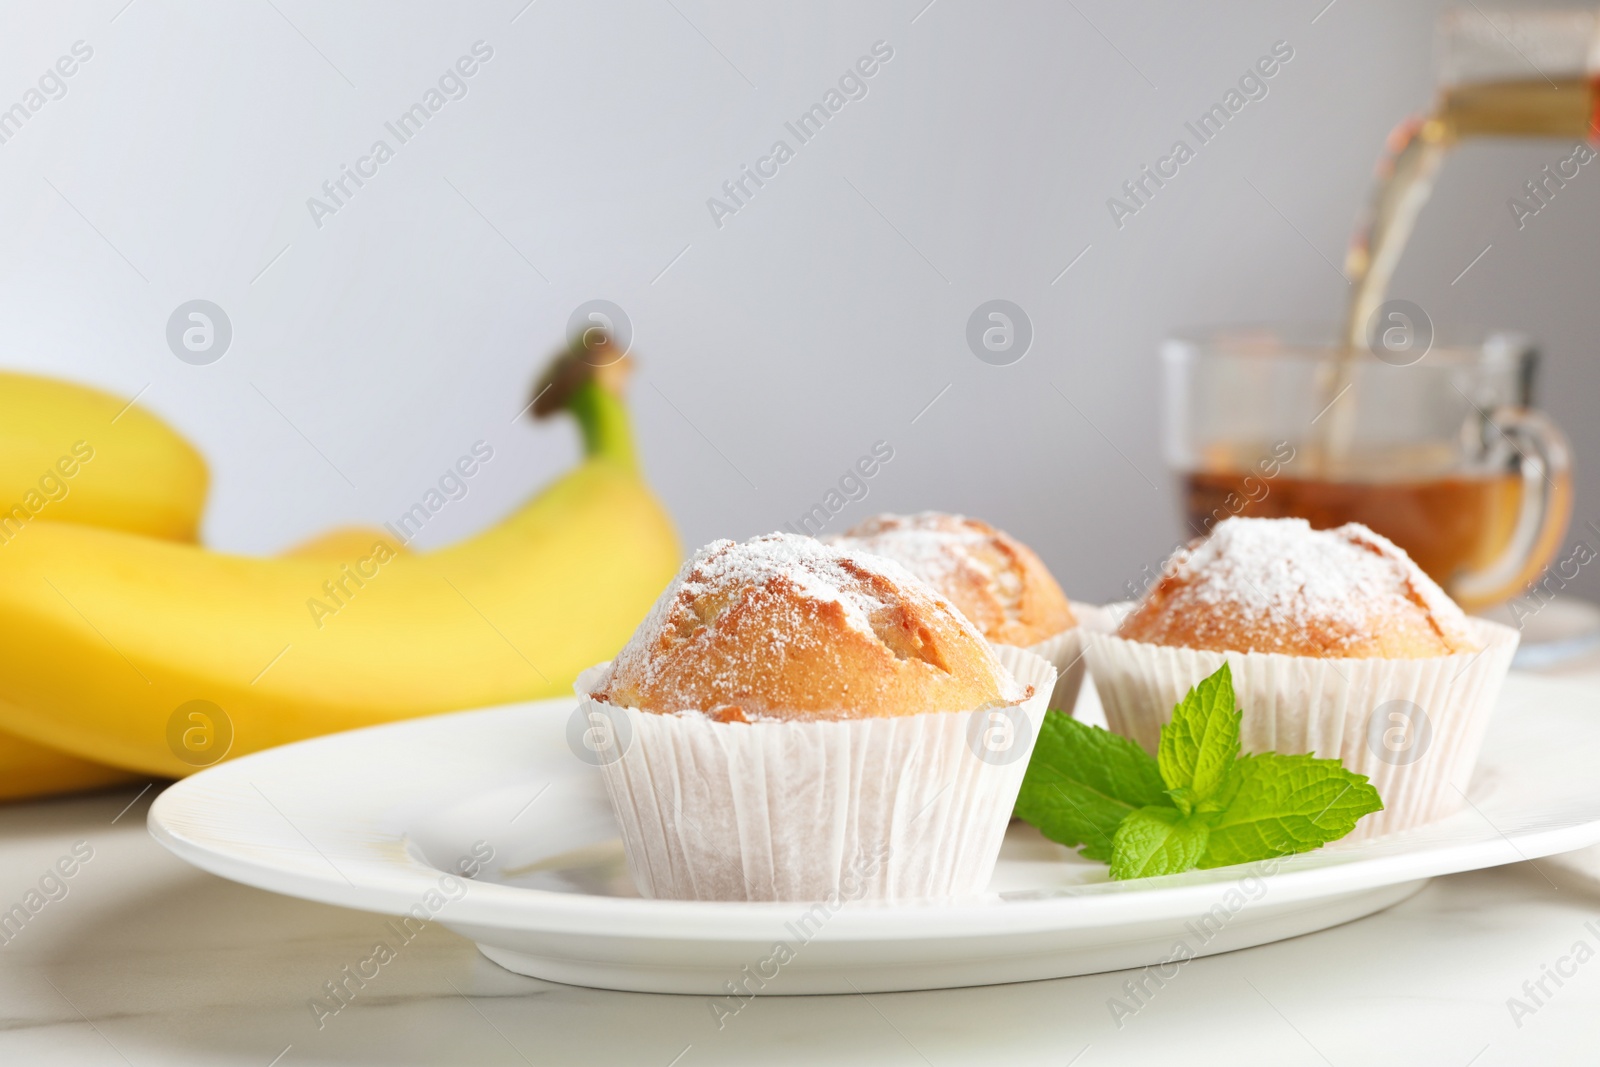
(529, 338, 639, 471)
(567, 377, 636, 470)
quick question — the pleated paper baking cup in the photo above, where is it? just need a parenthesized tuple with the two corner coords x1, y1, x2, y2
(1019, 602, 1120, 718)
(574, 646, 1056, 902)
(1086, 619, 1518, 839)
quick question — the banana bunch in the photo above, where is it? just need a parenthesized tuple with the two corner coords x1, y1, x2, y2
(0, 372, 210, 799)
(0, 340, 681, 787)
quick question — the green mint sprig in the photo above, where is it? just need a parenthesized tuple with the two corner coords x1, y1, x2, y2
(1014, 663, 1383, 880)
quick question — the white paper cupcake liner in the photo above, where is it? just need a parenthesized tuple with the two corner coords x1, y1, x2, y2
(1086, 619, 1518, 840)
(1019, 602, 1120, 718)
(575, 646, 1057, 902)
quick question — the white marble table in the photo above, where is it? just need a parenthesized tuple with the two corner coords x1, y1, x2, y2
(5, 659, 1600, 1066)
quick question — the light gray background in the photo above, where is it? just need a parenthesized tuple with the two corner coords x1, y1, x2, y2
(1, 0, 1595, 605)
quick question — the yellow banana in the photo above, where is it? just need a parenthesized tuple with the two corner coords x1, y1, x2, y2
(282, 527, 410, 560)
(0, 372, 207, 799)
(3, 524, 412, 799)
(0, 342, 681, 777)
(0, 371, 207, 542)
(0, 719, 139, 801)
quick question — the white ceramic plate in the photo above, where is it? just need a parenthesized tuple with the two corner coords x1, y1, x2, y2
(150, 672, 1600, 995)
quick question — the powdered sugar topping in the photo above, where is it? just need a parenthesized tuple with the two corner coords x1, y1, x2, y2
(834, 512, 1026, 620)
(1153, 517, 1472, 646)
(676, 532, 952, 638)
(605, 531, 1025, 710)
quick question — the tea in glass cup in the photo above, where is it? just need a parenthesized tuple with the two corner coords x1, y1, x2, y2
(1164, 328, 1571, 610)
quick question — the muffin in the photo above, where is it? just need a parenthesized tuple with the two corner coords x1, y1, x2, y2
(1118, 519, 1480, 659)
(1090, 517, 1518, 838)
(578, 532, 1056, 901)
(831, 512, 1106, 716)
(831, 513, 1074, 645)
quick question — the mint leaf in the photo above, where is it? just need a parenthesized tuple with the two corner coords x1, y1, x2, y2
(1018, 665, 1386, 881)
(1110, 806, 1211, 880)
(1158, 662, 1240, 808)
(1016, 711, 1169, 862)
(1198, 753, 1384, 868)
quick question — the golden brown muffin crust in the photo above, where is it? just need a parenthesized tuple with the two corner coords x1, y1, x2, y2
(1118, 518, 1478, 659)
(595, 533, 1027, 720)
(831, 512, 1076, 647)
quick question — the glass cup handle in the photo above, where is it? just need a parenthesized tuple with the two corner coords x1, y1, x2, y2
(1452, 407, 1573, 610)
